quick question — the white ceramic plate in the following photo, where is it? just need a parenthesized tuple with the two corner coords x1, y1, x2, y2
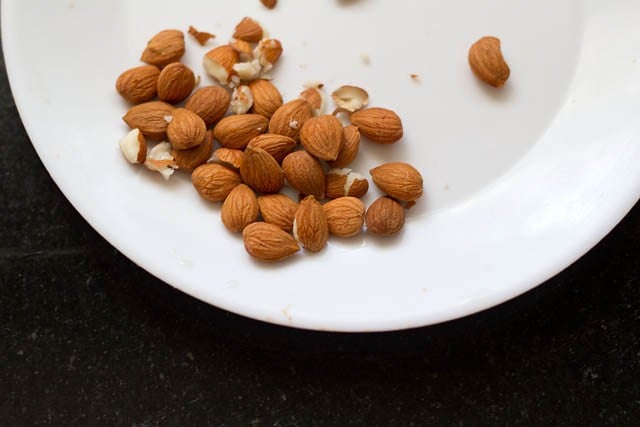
(3, 0, 639, 332)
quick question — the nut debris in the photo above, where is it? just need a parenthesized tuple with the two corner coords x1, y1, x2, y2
(144, 142, 178, 180)
(231, 85, 254, 115)
(188, 26, 215, 46)
(329, 125, 360, 169)
(119, 129, 147, 164)
(332, 85, 369, 113)
(203, 45, 239, 85)
(233, 17, 264, 43)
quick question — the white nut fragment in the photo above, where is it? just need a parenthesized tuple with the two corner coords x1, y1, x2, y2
(203, 56, 230, 85)
(230, 85, 254, 115)
(119, 129, 147, 164)
(331, 85, 369, 113)
(144, 142, 178, 180)
(329, 168, 366, 195)
(232, 59, 262, 81)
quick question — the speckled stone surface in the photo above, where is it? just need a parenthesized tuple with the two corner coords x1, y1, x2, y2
(1, 46, 639, 426)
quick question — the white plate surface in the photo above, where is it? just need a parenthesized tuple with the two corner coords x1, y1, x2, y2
(3, 0, 639, 331)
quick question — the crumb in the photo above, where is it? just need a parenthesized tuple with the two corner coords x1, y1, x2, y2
(299, 63, 308, 69)
(360, 52, 371, 65)
(410, 73, 420, 82)
(188, 26, 215, 46)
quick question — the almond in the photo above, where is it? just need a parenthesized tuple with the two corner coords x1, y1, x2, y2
(300, 115, 344, 161)
(350, 108, 403, 144)
(246, 134, 296, 163)
(192, 163, 242, 202)
(157, 62, 196, 104)
(167, 108, 207, 150)
(293, 196, 329, 252)
(282, 151, 325, 199)
(221, 184, 259, 232)
(331, 85, 369, 113)
(141, 29, 185, 68)
(254, 39, 283, 69)
(230, 85, 254, 115)
(240, 146, 284, 193)
(212, 148, 245, 169)
(173, 130, 213, 171)
(299, 86, 325, 116)
(329, 125, 360, 168)
(468, 36, 510, 88)
(249, 79, 283, 118)
(144, 142, 178, 180)
(269, 99, 313, 141)
(203, 45, 239, 85)
(230, 39, 254, 61)
(119, 129, 147, 164)
(116, 65, 160, 104)
(243, 222, 300, 262)
(185, 86, 231, 127)
(365, 196, 405, 236)
(370, 162, 423, 202)
(325, 169, 369, 199)
(258, 194, 298, 232)
(323, 197, 365, 237)
(123, 101, 175, 141)
(214, 114, 269, 149)
(188, 25, 215, 46)
(260, 0, 277, 9)
(233, 17, 264, 43)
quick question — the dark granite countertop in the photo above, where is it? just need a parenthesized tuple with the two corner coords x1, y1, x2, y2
(1, 44, 639, 426)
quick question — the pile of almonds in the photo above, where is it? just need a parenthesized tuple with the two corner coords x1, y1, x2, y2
(116, 17, 427, 262)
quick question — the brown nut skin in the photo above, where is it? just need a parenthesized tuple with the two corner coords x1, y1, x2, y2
(141, 29, 185, 68)
(221, 184, 259, 233)
(191, 163, 241, 202)
(167, 108, 207, 150)
(258, 194, 298, 232)
(116, 65, 160, 104)
(249, 79, 283, 118)
(157, 62, 196, 104)
(365, 196, 405, 236)
(350, 108, 403, 144)
(214, 114, 269, 150)
(299, 115, 344, 161)
(247, 134, 296, 164)
(240, 147, 284, 194)
(293, 196, 329, 253)
(172, 130, 214, 171)
(323, 197, 365, 238)
(268, 99, 313, 142)
(369, 162, 423, 202)
(122, 101, 175, 141)
(329, 125, 361, 168)
(282, 151, 325, 199)
(185, 86, 231, 127)
(468, 36, 510, 88)
(243, 222, 300, 262)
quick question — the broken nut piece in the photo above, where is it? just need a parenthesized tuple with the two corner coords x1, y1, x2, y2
(119, 128, 147, 164)
(144, 142, 178, 180)
(331, 85, 369, 113)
